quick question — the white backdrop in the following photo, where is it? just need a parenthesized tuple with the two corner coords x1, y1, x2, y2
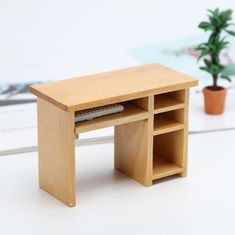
(1, 0, 234, 81)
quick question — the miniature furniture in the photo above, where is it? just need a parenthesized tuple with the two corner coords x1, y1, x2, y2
(30, 63, 198, 207)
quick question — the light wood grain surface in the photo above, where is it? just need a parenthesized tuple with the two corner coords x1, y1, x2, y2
(152, 155, 183, 180)
(37, 98, 76, 207)
(33, 64, 197, 207)
(179, 89, 189, 177)
(30, 63, 198, 111)
(114, 119, 153, 186)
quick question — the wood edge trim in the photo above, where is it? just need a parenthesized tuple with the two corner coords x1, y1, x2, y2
(29, 86, 69, 111)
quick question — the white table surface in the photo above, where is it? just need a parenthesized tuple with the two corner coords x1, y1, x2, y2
(0, 130, 234, 235)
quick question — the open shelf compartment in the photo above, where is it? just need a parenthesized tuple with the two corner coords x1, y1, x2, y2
(152, 130, 184, 180)
(154, 90, 185, 114)
(75, 98, 149, 134)
(154, 109, 184, 135)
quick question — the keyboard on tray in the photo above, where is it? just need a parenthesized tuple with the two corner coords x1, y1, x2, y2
(75, 104, 124, 122)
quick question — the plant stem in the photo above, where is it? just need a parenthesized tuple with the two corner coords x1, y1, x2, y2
(211, 43, 218, 89)
(210, 28, 220, 90)
(213, 74, 218, 89)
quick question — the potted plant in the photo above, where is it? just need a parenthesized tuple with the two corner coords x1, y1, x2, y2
(196, 8, 235, 114)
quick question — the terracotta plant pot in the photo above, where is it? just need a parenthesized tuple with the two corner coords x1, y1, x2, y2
(203, 86, 227, 115)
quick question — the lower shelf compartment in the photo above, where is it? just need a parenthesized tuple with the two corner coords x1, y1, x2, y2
(152, 155, 183, 180)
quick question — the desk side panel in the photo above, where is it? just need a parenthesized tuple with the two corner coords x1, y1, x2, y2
(114, 117, 153, 186)
(179, 88, 189, 177)
(37, 98, 76, 207)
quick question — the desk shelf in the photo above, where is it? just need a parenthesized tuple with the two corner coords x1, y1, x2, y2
(154, 95, 185, 114)
(154, 90, 185, 114)
(152, 130, 184, 180)
(152, 155, 183, 180)
(153, 113, 184, 136)
(75, 102, 149, 134)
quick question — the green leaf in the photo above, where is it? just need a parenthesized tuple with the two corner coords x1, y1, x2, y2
(204, 58, 212, 67)
(221, 74, 232, 82)
(198, 48, 210, 61)
(225, 29, 235, 36)
(209, 15, 220, 26)
(220, 9, 233, 28)
(218, 64, 225, 72)
(220, 9, 233, 21)
(195, 44, 206, 51)
(215, 56, 220, 65)
(196, 42, 208, 49)
(218, 36, 229, 50)
(208, 8, 219, 17)
(210, 64, 220, 74)
(208, 44, 217, 53)
(212, 36, 230, 54)
(198, 22, 214, 31)
(218, 41, 229, 51)
(208, 33, 219, 45)
(199, 66, 210, 73)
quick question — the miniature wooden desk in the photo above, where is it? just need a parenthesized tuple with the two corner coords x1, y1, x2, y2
(30, 63, 198, 207)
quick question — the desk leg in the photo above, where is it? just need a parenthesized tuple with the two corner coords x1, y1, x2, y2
(180, 89, 189, 177)
(37, 98, 76, 207)
(114, 119, 153, 186)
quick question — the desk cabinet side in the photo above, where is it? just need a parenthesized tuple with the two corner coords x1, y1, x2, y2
(114, 96, 154, 186)
(37, 98, 76, 207)
(179, 88, 189, 177)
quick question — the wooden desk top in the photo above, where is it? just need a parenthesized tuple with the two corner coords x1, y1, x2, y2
(30, 63, 198, 111)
